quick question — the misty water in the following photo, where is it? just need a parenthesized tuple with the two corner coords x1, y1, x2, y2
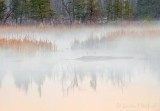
(0, 26, 160, 111)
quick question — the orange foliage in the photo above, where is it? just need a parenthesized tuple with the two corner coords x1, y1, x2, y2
(105, 27, 160, 40)
(0, 37, 55, 52)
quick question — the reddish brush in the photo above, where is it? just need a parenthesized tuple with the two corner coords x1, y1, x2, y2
(0, 37, 55, 52)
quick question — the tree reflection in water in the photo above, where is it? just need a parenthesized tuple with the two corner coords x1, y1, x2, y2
(0, 56, 160, 96)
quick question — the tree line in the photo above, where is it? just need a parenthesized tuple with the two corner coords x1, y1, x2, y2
(0, 0, 160, 25)
(0, 0, 56, 25)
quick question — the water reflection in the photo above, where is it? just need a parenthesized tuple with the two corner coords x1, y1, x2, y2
(0, 55, 159, 96)
(0, 53, 160, 111)
(1, 26, 160, 111)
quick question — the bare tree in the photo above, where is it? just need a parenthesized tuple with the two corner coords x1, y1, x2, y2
(61, 0, 73, 25)
(1, 0, 12, 25)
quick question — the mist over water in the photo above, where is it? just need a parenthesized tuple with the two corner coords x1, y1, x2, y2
(0, 25, 160, 111)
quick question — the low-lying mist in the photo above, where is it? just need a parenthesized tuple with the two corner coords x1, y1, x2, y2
(0, 24, 160, 95)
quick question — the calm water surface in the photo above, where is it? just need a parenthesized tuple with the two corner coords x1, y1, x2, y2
(0, 27, 160, 111)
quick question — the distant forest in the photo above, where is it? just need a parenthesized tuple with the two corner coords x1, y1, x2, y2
(0, 0, 160, 25)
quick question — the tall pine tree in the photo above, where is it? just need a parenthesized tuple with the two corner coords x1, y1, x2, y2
(106, 0, 113, 20)
(73, 0, 87, 22)
(0, 0, 6, 23)
(123, 0, 133, 19)
(29, 0, 56, 23)
(11, 0, 30, 24)
(87, 0, 100, 23)
(113, 0, 123, 20)
(135, 0, 160, 19)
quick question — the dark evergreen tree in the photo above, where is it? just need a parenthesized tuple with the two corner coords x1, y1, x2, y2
(135, 0, 160, 19)
(11, 0, 30, 24)
(123, 0, 133, 19)
(113, 0, 123, 20)
(73, 0, 87, 22)
(87, 0, 100, 23)
(0, 0, 6, 23)
(106, 0, 113, 20)
(29, 0, 56, 23)
(11, 0, 19, 23)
